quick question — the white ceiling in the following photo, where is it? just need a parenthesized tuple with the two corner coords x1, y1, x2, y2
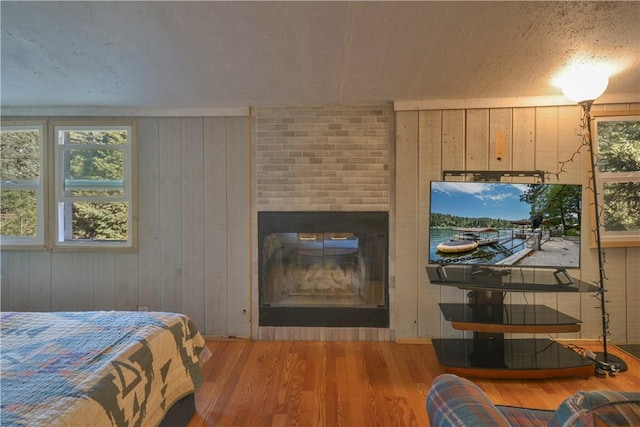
(2, 1, 639, 110)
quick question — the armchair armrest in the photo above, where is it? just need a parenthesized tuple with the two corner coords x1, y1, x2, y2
(426, 374, 511, 427)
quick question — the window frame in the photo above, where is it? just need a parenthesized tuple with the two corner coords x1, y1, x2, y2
(590, 110, 640, 248)
(50, 120, 138, 251)
(0, 121, 48, 249)
(0, 119, 137, 251)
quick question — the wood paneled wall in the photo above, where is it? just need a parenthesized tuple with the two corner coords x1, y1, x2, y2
(0, 116, 250, 338)
(395, 103, 640, 344)
(2, 104, 638, 344)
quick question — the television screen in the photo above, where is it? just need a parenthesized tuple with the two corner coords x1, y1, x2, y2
(428, 181, 582, 269)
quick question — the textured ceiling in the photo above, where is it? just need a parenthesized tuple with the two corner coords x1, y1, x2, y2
(2, 1, 639, 109)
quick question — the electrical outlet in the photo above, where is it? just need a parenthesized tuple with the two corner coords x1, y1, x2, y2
(137, 305, 149, 312)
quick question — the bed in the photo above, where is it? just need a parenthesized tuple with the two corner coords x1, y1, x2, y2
(1, 311, 209, 427)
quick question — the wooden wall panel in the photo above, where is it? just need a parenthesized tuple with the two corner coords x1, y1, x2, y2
(27, 251, 51, 311)
(225, 117, 250, 338)
(441, 110, 465, 171)
(489, 108, 512, 171)
(93, 252, 116, 310)
(626, 248, 640, 342)
(556, 106, 583, 183)
(158, 118, 184, 314)
(603, 248, 629, 342)
(466, 109, 489, 170)
(0, 253, 7, 310)
(394, 111, 419, 338)
(181, 117, 206, 329)
(534, 107, 559, 173)
(48, 253, 87, 311)
(115, 253, 138, 311)
(418, 110, 443, 338)
(71, 253, 95, 310)
(204, 117, 230, 335)
(512, 108, 536, 172)
(137, 117, 162, 312)
(1, 252, 28, 309)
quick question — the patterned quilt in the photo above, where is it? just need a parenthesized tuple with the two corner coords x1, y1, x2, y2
(1, 311, 207, 427)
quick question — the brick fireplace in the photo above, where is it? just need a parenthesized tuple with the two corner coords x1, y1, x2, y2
(252, 104, 393, 339)
(258, 211, 389, 327)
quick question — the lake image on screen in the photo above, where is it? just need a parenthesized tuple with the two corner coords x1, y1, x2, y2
(428, 182, 582, 268)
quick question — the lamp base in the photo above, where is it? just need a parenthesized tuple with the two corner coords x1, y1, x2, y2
(593, 352, 628, 378)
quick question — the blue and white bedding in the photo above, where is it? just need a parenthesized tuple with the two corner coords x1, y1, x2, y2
(1, 311, 207, 427)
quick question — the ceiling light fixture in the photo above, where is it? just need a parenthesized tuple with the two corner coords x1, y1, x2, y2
(555, 63, 609, 106)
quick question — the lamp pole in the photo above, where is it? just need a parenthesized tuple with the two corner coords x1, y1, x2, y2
(580, 100, 609, 363)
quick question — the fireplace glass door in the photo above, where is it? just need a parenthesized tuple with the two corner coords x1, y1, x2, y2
(262, 232, 386, 307)
(258, 211, 389, 327)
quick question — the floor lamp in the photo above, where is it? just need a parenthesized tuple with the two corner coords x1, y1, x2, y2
(558, 67, 628, 376)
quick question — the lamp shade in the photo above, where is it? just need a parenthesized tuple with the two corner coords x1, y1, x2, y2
(558, 66, 609, 103)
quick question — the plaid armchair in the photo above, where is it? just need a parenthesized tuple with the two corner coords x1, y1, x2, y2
(426, 374, 640, 427)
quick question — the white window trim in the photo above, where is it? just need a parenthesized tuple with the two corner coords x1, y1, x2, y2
(591, 110, 640, 248)
(50, 121, 137, 251)
(0, 122, 47, 249)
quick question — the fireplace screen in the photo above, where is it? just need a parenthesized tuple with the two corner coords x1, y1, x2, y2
(258, 212, 389, 327)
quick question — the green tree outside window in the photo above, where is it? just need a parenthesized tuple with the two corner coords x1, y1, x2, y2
(57, 128, 131, 243)
(0, 127, 42, 240)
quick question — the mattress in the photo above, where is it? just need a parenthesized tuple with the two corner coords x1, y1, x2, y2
(1, 311, 207, 427)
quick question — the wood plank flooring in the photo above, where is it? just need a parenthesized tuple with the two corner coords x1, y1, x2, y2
(187, 340, 639, 427)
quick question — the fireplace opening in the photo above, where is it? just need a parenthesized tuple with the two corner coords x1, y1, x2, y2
(258, 211, 389, 327)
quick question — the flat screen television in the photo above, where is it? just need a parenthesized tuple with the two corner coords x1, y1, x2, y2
(428, 181, 582, 269)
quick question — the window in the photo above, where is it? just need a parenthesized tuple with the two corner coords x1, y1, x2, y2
(0, 123, 46, 247)
(0, 120, 136, 250)
(53, 123, 136, 249)
(592, 110, 640, 247)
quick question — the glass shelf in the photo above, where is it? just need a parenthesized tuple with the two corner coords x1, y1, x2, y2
(426, 265, 600, 292)
(439, 303, 582, 333)
(432, 338, 594, 378)
(439, 303, 582, 326)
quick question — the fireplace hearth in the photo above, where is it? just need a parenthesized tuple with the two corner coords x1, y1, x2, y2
(258, 211, 389, 327)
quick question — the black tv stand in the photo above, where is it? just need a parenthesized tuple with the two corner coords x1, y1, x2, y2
(427, 265, 598, 379)
(469, 265, 510, 285)
(465, 266, 573, 286)
(427, 265, 597, 293)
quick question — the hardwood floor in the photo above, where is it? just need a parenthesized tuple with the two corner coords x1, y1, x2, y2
(187, 340, 639, 427)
